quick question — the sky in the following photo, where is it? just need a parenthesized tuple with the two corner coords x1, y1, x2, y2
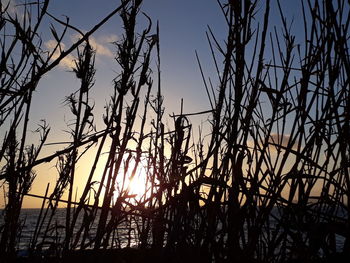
(41, 0, 227, 118)
(28, 0, 304, 130)
(0, 0, 307, 208)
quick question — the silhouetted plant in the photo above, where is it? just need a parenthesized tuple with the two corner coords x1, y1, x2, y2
(1, 0, 349, 262)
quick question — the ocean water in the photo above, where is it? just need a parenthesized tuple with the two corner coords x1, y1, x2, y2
(0, 206, 347, 256)
(0, 208, 141, 252)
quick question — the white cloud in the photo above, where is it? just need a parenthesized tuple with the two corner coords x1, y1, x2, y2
(97, 34, 118, 44)
(89, 37, 114, 57)
(71, 33, 118, 58)
(44, 40, 75, 69)
(44, 33, 118, 70)
(44, 39, 60, 50)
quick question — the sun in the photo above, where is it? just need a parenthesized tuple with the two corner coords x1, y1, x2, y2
(126, 172, 147, 198)
(116, 158, 150, 203)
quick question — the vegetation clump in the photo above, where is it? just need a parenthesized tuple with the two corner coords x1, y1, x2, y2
(0, 0, 349, 262)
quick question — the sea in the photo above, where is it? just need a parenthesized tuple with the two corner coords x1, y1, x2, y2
(0, 208, 141, 253)
(0, 207, 347, 256)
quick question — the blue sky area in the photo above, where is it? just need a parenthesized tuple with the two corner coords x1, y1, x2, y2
(31, 0, 304, 133)
(34, 0, 227, 126)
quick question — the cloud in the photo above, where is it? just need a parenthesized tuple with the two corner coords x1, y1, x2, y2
(44, 39, 58, 50)
(89, 37, 114, 57)
(44, 40, 75, 69)
(71, 33, 118, 58)
(44, 33, 118, 70)
(99, 34, 118, 43)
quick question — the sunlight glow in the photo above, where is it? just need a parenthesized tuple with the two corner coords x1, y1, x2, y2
(126, 172, 147, 198)
(115, 158, 150, 204)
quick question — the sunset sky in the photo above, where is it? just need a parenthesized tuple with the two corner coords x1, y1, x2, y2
(1, 0, 305, 208)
